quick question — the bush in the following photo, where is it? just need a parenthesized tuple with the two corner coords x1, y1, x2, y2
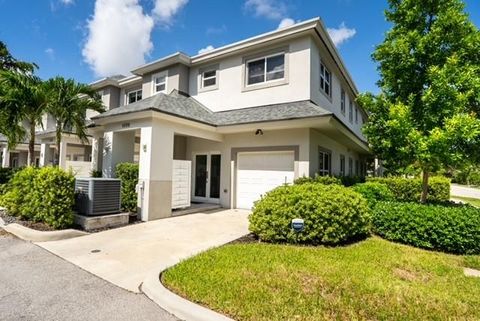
(90, 170, 102, 178)
(115, 163, 139, 212)
(249, 183, 370, 245)
(0, 167, 16, 185)
(1, 166, 75, 228)
(372, 201, 480, 254)
(367, 176, 450, 203)
(352, 182, 394, 206)
(294, 175, 341, 185)
(338, 175, 365, 187)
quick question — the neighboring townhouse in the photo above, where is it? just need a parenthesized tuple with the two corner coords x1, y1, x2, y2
(88, 18, 370, 221)
(0, 113, 95, 177)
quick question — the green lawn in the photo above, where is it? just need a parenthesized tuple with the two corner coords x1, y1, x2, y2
(163, 237, 480, 321)
(452, 196, 480, 207)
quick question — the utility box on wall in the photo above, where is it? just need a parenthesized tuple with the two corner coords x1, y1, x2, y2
(172, 160, 191, 209)
(75, 178, 122, 216)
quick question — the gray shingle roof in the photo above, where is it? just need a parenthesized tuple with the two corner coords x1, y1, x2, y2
(91, 90, 332, 126)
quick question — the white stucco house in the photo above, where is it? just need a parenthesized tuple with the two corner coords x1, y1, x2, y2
(87, 18, 370, 221)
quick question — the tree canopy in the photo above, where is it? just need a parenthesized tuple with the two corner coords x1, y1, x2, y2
(358, 0, 480, 201)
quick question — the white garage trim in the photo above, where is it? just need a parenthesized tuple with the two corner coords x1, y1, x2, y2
(232, 146, 298, 209)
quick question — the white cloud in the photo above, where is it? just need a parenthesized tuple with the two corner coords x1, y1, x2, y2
(45, 48, 55, 60)
(245, 0, 286, 20)
(82, 0, 154, 77)
(277, 17, 295, 29)
(60, 0, 74, 5)
(152, 0, 189, 25)
(198, 45, 214, 54)
(327, 22, 357, 46)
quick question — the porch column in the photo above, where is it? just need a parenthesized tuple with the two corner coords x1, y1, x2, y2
(138, 122, 174, 221)
(91, 135, 104, 173)
(102, 130, 135, 177)
(58, 141, 68, 169)
(40, 143, 53, 167)
(1, 147, 10, 168)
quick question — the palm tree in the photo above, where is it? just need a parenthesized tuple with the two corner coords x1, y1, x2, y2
(44, 76, 105, 165)
(0, 71, 47, 165)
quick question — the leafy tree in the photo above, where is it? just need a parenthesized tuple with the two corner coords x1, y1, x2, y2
(358, 0, 480, 202)
(44, 76, 104, 165)
(0, 41, 36, 72)
(0, 71, 48, 165)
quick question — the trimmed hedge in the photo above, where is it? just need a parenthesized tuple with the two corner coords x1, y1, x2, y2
(352, 182, 394, 206)
(367, 176, 450, 203)
(294, 175, 341, 185)
(372, 201, 480, 254)
(0, 167, 16, 185)
(1, 167, 75, 229)
(115, 163, 139, 213)
(249, 183, 370, 245)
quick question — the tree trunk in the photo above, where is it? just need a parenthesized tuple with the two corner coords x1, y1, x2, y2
(420, 170, 429, 203)
(28, 121, 36, 166)
(55, 122, 62, 167)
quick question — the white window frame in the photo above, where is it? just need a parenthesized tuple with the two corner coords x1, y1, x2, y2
(199, 65, 219, 92)
(320, 60, 331, 97)
(340, 89, 346, 115)
(126, 89, 142, 105)
(202, 69, 217, 88)
(349, 100, 353, 123)
(152, 70, 168, 94)
(318, 148, 331, 176)
(245, 52, 285, 87)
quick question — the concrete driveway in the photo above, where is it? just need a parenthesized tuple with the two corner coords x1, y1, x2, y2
(37, 209, 249, 293)
(451, 183, 480, 199)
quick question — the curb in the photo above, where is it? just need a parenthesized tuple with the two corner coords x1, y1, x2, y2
(3, 223, 88, 242)
(0, 216, 5, 228)
(142, 268, 234, 321)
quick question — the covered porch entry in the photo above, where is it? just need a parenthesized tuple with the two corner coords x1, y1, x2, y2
(90, 114, 223, 221)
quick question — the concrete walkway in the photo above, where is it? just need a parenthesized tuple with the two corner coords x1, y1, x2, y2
(451, 184, 480, 199)
(37, 209, 250, 293)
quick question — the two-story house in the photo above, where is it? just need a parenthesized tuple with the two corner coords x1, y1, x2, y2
(88, 18, 370, 221)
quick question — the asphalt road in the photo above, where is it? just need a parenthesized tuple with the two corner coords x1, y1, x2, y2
(0, 231, 178, 321)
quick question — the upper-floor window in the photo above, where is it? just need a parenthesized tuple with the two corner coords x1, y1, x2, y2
(340, 89, 346, 114)
(318, 148, 331, 176)
(355, 106, 358, 124)
(202, 69, 217, 88)
(320, 61, 331, 97)
(152, 71, 167, 94)
(349, 100, 353, 123)
(246, 53, 285, 86)
(127, 89, 142, 104)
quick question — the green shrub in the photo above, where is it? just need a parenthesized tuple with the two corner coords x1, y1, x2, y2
(294, 175, 341, 185)
(249, 183, 370, 245)
(0, 167, 38, 219)
(0, 167, 16, 185)
(338, 175, 365, 187)
(115, 163, 139, 212)
(1, 166, 74, 228)
(367, 176, 450, 203)
(90, 169, 102, 178)
(31, 167, 75, 229)
(372, 201, 480, 254)
(352, 182, 394, 206)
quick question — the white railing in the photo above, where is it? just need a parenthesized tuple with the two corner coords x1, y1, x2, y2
(65, 161, 91, 177)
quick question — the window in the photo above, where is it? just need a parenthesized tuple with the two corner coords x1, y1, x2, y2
(152, 71, 167, 94)
(127, 89, 142, 104)
(349, 100, 353, 123)
(318, 149, 331, 176)
(355, 106, 358, 124)
(340, 89, 346, 114)
(320, 61, 331, 96)
(340, 154, 345, 176)
(202, 69, 217, 88)
(246, 53, 285, 86)
(348, 157, 353, 176)
(355, 160, 359, 175)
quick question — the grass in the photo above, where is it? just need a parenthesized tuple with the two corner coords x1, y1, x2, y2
(451, 196, 480, 207)
(163, 237, 480, 321)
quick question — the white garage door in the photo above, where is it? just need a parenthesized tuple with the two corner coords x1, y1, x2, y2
(236, 151, 295, 209)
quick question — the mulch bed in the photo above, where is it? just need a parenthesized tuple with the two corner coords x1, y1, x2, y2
(228, 233, 259, 245)
(0, 210, 55, 231)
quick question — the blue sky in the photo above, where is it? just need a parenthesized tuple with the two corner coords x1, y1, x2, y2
(0, 0, 479, 93)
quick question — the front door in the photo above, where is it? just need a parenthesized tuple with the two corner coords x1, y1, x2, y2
(193, 153, 221, 203)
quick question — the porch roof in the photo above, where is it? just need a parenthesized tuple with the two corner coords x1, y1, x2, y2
(91, 90, 332, 126)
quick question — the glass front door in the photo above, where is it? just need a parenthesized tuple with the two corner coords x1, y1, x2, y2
(193, 153, 221, 203)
